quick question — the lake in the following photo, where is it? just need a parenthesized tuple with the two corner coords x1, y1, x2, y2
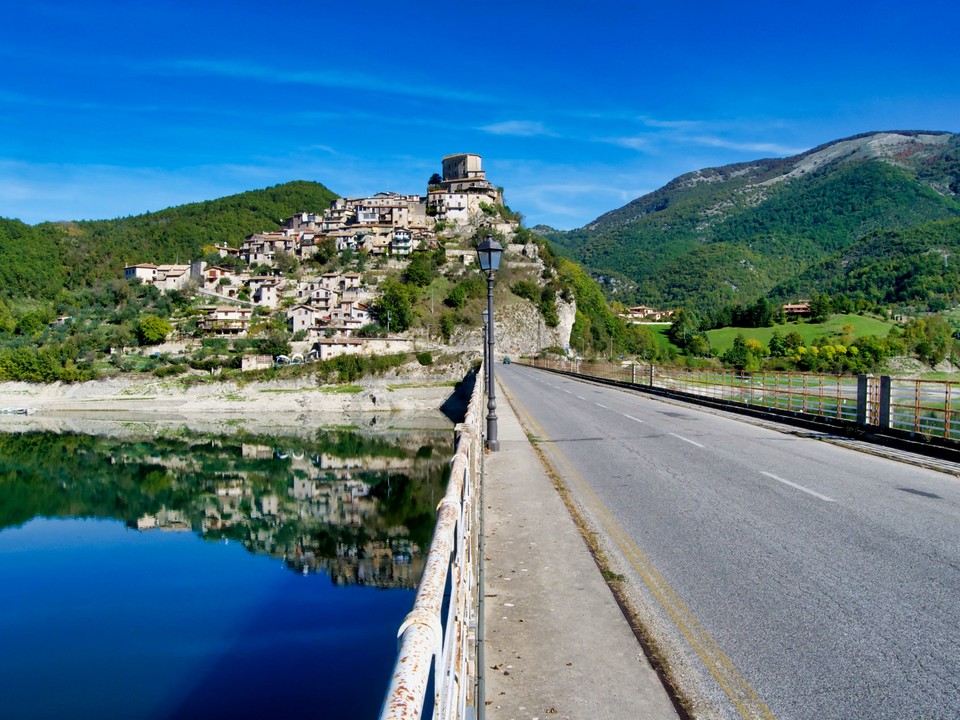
(0, 426, 454, 719)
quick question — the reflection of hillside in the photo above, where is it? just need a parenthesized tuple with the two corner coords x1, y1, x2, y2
(0, 428, 451, 588)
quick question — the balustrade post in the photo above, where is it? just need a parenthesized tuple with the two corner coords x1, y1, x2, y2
(879, 376, 891, 430)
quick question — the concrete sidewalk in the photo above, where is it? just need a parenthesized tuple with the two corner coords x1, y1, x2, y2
(482, 381, 679, 720)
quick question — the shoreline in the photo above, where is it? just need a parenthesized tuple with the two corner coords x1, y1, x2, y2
(0, 370, 473, 436)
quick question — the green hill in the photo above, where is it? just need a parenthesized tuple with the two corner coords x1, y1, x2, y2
(704, 314, 896, 355)
(0, 180, 338, 300)
(546, 131, 960, 311)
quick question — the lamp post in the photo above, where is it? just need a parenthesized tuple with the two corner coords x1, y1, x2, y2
(481, 308, 489, 396)
(477, 235, 503, 451)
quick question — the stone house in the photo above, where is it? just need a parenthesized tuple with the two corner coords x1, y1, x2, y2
(296, 281, 339, 310)
(200, 306, 253, 335)
(426, 153, 503, 225)
(288, 304, 327, 335)
(250, 278, 284, 308)
(313, 337, 364, 361)
(123, 262, 204, 293)
(203, 265, 236, 289)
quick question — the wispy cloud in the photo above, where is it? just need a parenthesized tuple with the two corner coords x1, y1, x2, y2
(478, 120, 558, 138)
(160, 59, 494, 104)
(637, 115, 703, 130)
(602, 136, 652, 151)
(594, 127, 805, 158)
(689, 135, 804, 156)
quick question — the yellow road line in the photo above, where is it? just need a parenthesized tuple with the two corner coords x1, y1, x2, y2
(504, 383, 776, 720)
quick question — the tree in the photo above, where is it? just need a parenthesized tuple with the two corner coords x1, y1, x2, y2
(313, 236, 337, 266)
(630, 325, 661, 362)
(372, 278, 416, 333)
(428, 173, 442, 187)
(258, 332, 291, 359)
(747, 297, 775, 328)
(768, 330, 787, 357)
(784, 331, 805, 353)
(273, 250, 300, 275)
(445, 284, 467, 309)
(723, 334, 763, 371)
(404, 252, 437, 287)
(904, 315, 954, 365)
(809, 293, 833, 323)
(667, 308, 701, 349)
(687, 332, 711, 357)
(137, 314, 172, 345)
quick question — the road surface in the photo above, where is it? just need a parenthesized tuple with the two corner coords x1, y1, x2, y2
(496, 363, 960, 720)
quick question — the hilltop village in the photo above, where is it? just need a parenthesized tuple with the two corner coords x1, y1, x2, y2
(122, 154, 524, 365)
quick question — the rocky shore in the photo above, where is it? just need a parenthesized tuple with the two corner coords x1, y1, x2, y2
(0, 363, 477, 436)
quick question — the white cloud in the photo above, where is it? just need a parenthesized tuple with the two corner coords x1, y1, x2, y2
(602, 136, 651, 151)
(689, 135, 805, 156)
(478, 120, 557, 138)
(160, 59, 494, 104)
(637, 115, 703, 130)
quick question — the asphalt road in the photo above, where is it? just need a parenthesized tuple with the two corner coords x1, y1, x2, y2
(495, 363, 960, 720)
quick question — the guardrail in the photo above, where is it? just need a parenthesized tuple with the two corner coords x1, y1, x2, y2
(523, 357, 960, 443)
(888, 377, 960, 439)
(380, 367, 484, 720)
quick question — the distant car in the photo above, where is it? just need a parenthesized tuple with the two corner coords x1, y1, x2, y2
(502, 357, 511, 364)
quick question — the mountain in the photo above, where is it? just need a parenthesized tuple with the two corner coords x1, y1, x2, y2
(0, 180, 338, 300)
(545, 131, 960, 310)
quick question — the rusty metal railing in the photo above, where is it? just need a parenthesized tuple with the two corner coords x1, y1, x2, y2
(887, 377, 960, 440)
(526, 357, 859, 423)
(380, 367, 484, 720)
(521, 357, 960, 442)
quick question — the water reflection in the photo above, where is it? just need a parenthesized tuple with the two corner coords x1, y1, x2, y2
(0, 427, 453, 588)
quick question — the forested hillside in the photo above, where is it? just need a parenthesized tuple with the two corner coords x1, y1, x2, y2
(546, 131, 960, 311)
(774, 217, 960, 307)
(0, 181, 338, 300)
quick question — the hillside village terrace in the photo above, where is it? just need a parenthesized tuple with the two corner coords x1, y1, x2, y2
(122, 153, 518, 361)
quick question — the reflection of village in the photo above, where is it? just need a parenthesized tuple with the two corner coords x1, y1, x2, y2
(133, 437, 449, 589)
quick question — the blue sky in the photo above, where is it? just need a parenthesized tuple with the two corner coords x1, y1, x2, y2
(2, 0, 958, 229)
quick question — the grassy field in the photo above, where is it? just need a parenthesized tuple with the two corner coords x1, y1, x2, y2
(704, 314, 896, 355)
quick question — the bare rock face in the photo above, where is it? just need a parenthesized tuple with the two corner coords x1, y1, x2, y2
(489, 298, 575, 359)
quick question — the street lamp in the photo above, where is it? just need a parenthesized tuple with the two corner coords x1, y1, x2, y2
(481, 308, 489, 396)
(477, 235, 503, 451)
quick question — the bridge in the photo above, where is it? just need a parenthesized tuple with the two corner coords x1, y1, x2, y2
(381, 360, 960, 720)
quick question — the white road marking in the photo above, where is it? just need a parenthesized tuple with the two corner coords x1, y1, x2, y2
(595, 403, 609, 409)
(760, 471, 835, 502)
(669, 432, 704, 448)
(563, 389, 573, 395)
(576, 395, 586, 400)
(623, 414, 645, 424)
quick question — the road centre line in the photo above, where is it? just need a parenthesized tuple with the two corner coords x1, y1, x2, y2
(760, 471, 835, 502)
(622, 414, 645, 424)
(595, 402, 609, 409)
(576, 395, 586, 400)
(669, 432, 704, 448)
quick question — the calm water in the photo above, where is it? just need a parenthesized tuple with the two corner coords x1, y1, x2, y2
(0, 428, 453, 719)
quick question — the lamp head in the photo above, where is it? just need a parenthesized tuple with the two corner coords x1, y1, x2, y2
(476, 235, 503, 273)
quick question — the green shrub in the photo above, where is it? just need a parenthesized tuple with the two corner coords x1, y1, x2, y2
(154, 364, 188, 378)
